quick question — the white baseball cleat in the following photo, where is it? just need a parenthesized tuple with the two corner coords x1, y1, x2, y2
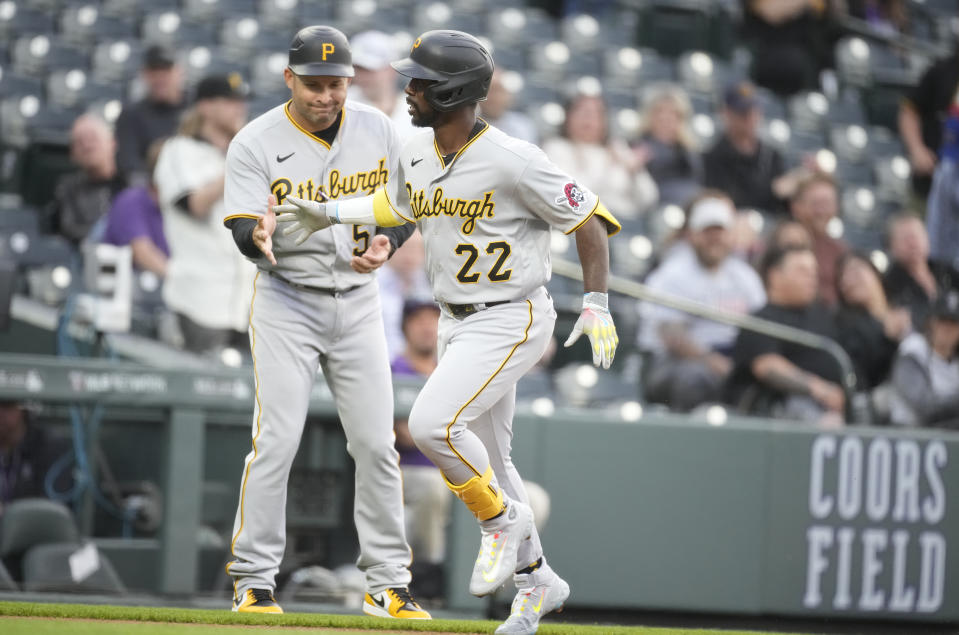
(495, 561, 570, 635)
(469, 500, 534, 596)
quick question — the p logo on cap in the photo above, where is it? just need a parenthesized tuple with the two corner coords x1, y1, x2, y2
(321, 43, 335, 60)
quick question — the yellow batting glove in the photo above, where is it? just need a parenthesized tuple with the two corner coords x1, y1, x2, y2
(563, 292, 619, 369)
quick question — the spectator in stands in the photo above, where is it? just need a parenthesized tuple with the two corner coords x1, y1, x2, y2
(727, 246, 846, 423)
(479, 69, 538, 144)
(115, 45, 186, 186)
(890, 290, 959, 428)
(703, 81, 792, 214)
(767, 219, 813, 251)
(835, 252, 911, 389)
(45, 114, 126, 246)
(639, 192, 766, 411)
(349, 30, 415, 140)
(102, 139, 169, 278)
(883, 213, 955, 327)
(542, 92, 658, 220)
(898, 44, 959, 196)
(926, 97, 959, 271)
(743, 0, 835, 97)
(846, 0, 911, 37)
(0, 401, 71, 516)
(633, 83, 702, 207)
(789, 173, 847, 306)
(377, 229, 432, 360)
(154, 74, 255, 355)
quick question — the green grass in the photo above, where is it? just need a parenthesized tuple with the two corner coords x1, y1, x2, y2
(0, 601, 802, 634)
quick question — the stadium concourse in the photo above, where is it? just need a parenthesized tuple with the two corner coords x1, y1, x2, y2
(0, 1, 958, 634)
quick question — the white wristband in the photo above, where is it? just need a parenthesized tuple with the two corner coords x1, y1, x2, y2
(583, 292, 608, 309)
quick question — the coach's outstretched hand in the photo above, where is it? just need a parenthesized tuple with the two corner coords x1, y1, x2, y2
(564, 292, 618, 369)
(273, 195, 334, 245)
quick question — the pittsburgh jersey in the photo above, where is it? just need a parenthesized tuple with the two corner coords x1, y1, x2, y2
(384, 121, 620, 304)
(224, 100, 400, 288)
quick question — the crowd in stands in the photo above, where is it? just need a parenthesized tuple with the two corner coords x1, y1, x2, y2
(1, 1, 957, 433)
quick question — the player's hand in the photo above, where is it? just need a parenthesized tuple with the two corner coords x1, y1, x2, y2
(273, 195, 334, 245)
(564, 292, 618, 369)
(253, 195, 278, 266)
(351, 234, 391, 274)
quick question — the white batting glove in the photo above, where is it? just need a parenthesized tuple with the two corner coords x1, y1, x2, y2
(564, 292, 619, 370)
(272, 195, 338, 246)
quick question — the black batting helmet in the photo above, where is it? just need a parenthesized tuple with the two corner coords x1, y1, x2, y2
(391, 30, 493, 112)
(288, 26, 354, 77)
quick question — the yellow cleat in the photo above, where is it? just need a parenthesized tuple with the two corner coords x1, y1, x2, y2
(232, 588, 283, 613)
(363, 587, 431, 619)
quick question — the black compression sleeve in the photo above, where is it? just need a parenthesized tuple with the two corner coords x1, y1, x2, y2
(225, 217, 262, 259)
(376, 223, 415, 257)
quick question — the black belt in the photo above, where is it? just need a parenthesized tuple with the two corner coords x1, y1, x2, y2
(441, 300, 510, 319)
(269, 271, 363, 295)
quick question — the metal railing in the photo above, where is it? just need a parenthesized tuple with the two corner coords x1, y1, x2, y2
(551, 257, 860, 421)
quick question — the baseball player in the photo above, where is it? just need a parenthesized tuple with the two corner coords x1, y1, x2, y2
(220, 26, 429, 619)
(274, 30, 620, 635)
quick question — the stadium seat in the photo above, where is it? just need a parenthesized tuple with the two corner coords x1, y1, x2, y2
(294, 1, 334, 29)
(181, 46, 247, 87)
(250, 52, 289, 98)
(0, 4, 55, 40)
(11, 35, 90, 76)
(636, 0, 712, 58)
(102, 0, 179, 18)
(759, 117, 792, 154)
(553, 362, 638, 408)
(874, 155, 911, 203)
(610, 226, 655, 279)
(689, 112, 720, 149)
(560, 13, 603, 53)
(527, 101, 565, 141)
(220, 17, 288, 59)
(486, 7, 558, 49)
(338, 0, 411, 34)
(0, 65, 44, 100)
(0, 499, 80, 561)
(829, 123, 871, 164)
(788, 90, 831, 133)
(529, 40, 602, 82)
(413, 2, 481, 34)
(91, 39, 142, 84)
(677, 50, 733, 98)
(141, 11, 217, 48)
(753, 87, 787, 120)
(22, 542, 127, 594)
(0, 559, 16, 591)
(644, 203, 687, 248)
(258, 0, 301, 31)
(183, 0, 257, 24)
(603, 47, 675, 89)
(60, 5, 136, 46)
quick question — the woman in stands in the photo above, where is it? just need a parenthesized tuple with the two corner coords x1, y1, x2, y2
(633, 83, 703, 207)
(835, 251, 912, 391)
(542, 92, 658, 220)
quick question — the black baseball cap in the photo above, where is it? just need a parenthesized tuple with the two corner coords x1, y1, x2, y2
(144, 44, 177, 70)
(723, 80, 758, 114)
(194, 73, 249, 102)
(932, 290, 959, 322)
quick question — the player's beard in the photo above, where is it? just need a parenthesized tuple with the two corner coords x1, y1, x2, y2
(410, 105, 439, 128)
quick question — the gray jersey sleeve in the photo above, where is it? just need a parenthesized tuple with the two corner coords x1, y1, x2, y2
(224, 138, 268, 223)
(514, 147, 618, 235)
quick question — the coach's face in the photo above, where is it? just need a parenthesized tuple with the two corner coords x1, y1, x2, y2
(285, 69, 349, 130)
(405, 78, 440, 128)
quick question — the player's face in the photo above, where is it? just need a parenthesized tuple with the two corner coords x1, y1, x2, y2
(285, 70, 349, 130)
(404, 78, 440, 128)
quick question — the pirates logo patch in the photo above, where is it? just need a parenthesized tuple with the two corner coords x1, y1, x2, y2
(555, 182, 586, 208)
